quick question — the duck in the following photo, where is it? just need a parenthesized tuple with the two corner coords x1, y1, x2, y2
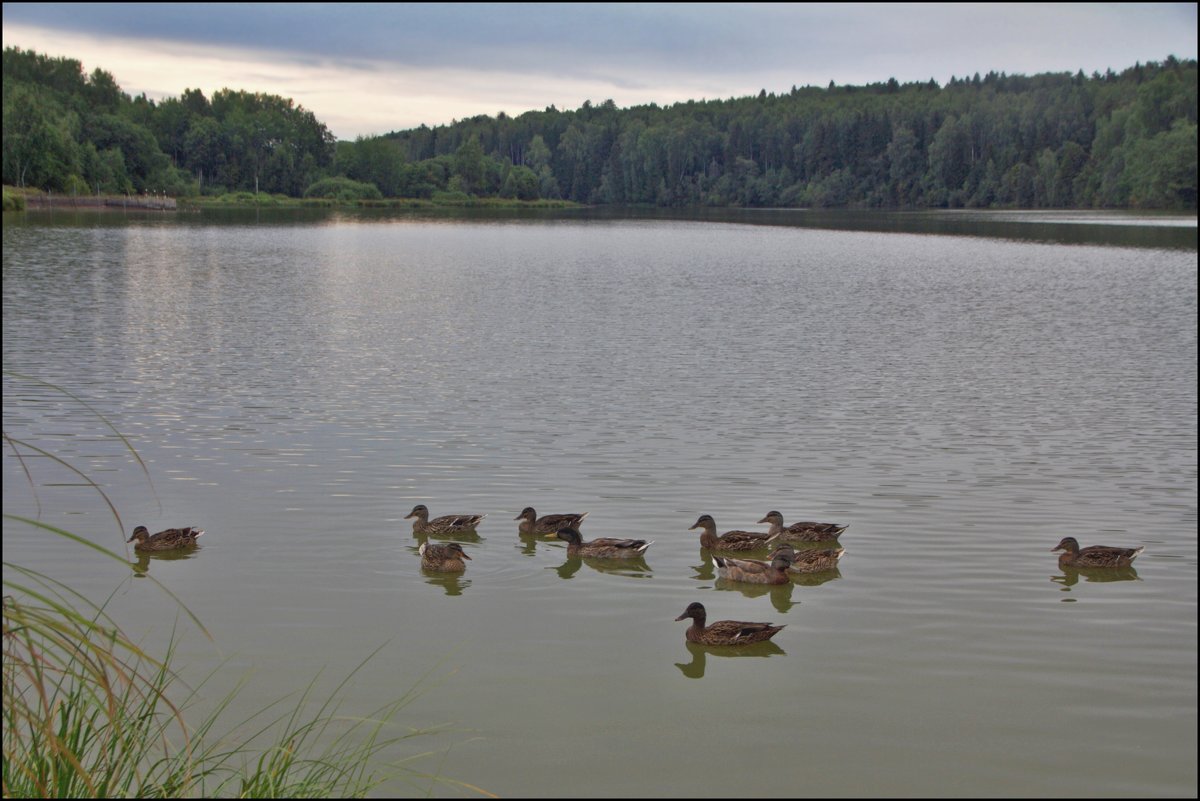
(768, 543, 845, 574)
(555, 527, 652, 558)
(1052, 536, 1144, 569)
(674, 602, 785, 646)
(759, 510, 847, 543)
(126, 525, 204, 552)
(404, 504, 485, 536)
(689, 514, 770, 551)
(713, 551, 794, 584)
(419, 541, 471, 572)
(515, 507, 589, 536)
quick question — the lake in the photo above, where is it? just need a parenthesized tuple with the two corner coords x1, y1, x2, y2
(2, 207, 1197, 797)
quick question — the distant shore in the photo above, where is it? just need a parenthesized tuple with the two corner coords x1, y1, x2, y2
(19, 191, 176, 211)
(3, 187, 584, 213)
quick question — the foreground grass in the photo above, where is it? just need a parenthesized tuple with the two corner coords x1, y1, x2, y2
(2, 373, 493, 798)
(1, 518, 497, 799)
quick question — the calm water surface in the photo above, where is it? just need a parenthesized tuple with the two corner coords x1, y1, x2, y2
(3, 208, 1197, 797)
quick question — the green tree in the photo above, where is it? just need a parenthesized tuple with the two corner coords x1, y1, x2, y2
(886, 125, 924, 205)
(500, 165, 539, 200)
(1000, 162, 1037, 206)
(452, 136, 485, 194)
(1124, 119, 1198, 207)
(2, 83, 79, 189)
(928, 115, 972, 198)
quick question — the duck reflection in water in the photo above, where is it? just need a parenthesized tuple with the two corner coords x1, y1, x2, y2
(1052, 565, 1141, 587)
(130, 546, 201, 577)
(714, 575, 797, 613)
(515, 532, 541, 557)
(691, 553, 718, 582)
(675, 639, 787, 679)
(553, 553, 652, 580)
(421, 571, 470, 597)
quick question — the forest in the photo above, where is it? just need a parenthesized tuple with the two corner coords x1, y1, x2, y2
(3, 46, 1196, 209)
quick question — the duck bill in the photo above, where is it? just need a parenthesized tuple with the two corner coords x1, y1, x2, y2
(674, 612, 689, 621)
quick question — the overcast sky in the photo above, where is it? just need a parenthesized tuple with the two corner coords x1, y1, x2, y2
(4, 3, 1196, 140)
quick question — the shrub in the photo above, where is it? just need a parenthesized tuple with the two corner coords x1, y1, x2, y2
(303, 177, 382, 201)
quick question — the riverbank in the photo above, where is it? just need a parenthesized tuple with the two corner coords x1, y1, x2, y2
(7, 188, 176, 211)
(182, 191, 580, 210)
(3, 186, 582, 213)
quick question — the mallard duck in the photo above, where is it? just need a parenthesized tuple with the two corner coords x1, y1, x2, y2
(419, 541, 471, 572)
(1052, 536, 1144, 569)
(713, 551, 794, 584)
(759, 510, 847, 543)
(404, 504, 485, 536)
(689, 515, 770, 551)
(515, 507, 589, 536)
(126, 525, 204, 552)
(674, 602, 785, 646)
(555, 527, 652, 558)
(768, 543, 845, 574)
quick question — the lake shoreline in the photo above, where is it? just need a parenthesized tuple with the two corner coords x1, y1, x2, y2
(21, 193, 177, 211)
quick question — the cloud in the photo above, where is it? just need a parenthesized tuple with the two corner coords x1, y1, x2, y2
(3, 4, 1195, 138)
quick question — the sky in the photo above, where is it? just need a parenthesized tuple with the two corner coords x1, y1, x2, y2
(3, 3, 1197, 140)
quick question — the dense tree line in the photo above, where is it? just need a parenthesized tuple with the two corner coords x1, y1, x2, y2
(3, 47, 335, 196)
(4, 45, 1195, 209)
(356, 59, 1196, 209)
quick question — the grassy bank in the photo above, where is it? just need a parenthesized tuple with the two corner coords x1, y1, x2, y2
(181, 191, 581, 210)
(3, 184, 581, 213)
(3, 186, 26, 211)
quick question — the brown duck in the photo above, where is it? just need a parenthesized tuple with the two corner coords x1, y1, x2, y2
(689, 514, 770, 551)
(419, 541, 471, 572)
(1052, 537, 1144, 569)
(126, 525, 204, 552)
(759, 510, 847, 543)
(515, 507, 589, 536)
(713, 551, 794, 584)
(555, 527, 652, 558)
(674, 602, 785, 646)
(768, 543, 845, 574)
(405, 504, 485, 535)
